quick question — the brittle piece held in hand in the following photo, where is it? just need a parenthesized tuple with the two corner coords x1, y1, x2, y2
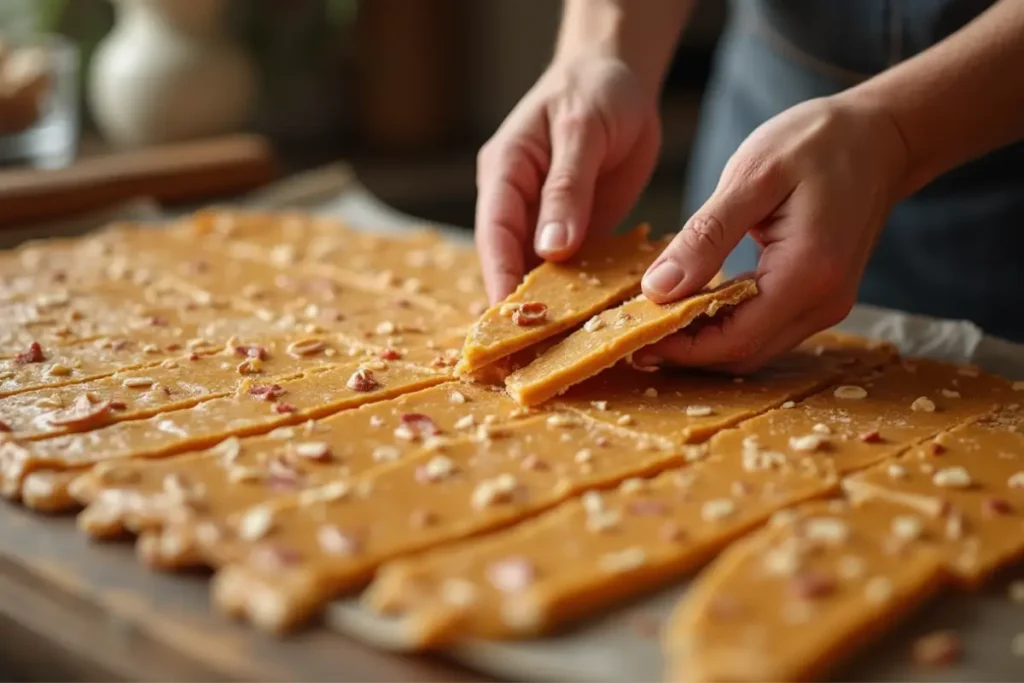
(456, 225, 667, 376)
(505, 279, 758, 406)
(204, 412, 686, 633)
(663, 498, 948, 683)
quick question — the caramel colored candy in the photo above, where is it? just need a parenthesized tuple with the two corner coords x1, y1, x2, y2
(664, 498, 947, 683)
(0, 339, 204, 399)
(710, 358, 1011, 478)
(201, 414, 685, 632)
(843, 409, 1024, 585)
(0, 360, 445, 500)
(70, 383, 525, 529)
(506, 279, 758, 406)
(364, 456, 836, 648)
(554, 346, 843, 445)
(456, 225, 667, 375)
(358, 354, 1004, 648)
(0, 335, 359, 439)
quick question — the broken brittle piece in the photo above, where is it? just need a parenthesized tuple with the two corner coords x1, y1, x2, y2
(68, 383, 526, 532)
(505, 279, 758, 406)
(843, 408, 1024, 585)
(1, 360, 445, 503)
(663, 498, 948, 683)
(456, 225, 668, 376)
(200, 413, 684, 632)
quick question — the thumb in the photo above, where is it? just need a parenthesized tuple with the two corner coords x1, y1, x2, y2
(534, 113, 605, 261)
(642, 159, 789, 303)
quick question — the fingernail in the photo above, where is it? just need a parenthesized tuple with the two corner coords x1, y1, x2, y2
(643, 259, 685, 296)
(536, 222, 569, 253)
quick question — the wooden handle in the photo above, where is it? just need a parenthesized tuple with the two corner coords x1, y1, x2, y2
(0, 134, 279, 228)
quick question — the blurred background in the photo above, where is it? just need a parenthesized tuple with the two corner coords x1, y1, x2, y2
(0, 0, 726, 232)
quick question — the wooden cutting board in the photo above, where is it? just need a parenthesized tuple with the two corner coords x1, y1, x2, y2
(0, 134, 279, 228)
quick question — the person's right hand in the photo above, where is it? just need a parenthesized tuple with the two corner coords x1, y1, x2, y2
(475, 53, 663, 303)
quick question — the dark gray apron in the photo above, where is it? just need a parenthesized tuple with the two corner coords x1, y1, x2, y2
(685, 0, 1024, 341)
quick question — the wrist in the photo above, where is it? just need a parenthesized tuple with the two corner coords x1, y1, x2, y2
(832, 90, 915, 201)
(554, 0, 688, 101)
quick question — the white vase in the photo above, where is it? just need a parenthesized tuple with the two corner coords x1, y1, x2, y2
(89, 0, 257, 147)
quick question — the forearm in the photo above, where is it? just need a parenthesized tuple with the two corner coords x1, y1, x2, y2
(555, 0, 694, 99)
(846, 0, 1024, 196)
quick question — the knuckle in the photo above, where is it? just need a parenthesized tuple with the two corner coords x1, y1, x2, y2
(726, 153, 784, 191)
(554, 110, 592, 138)
(543, 172, 582, 202)
(680, 214, 728, 255)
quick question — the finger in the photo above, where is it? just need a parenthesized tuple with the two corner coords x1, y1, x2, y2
(587, 117, 662, 238)
(642, 155, 791, 303)
(712, 312, 827, 375)
(641, 237, 814, 368)
(475, 138, 548, 303)
(534, 113, 606, 261)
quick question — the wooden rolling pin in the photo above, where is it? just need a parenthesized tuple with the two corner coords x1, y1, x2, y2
(0, 134, 279, 228)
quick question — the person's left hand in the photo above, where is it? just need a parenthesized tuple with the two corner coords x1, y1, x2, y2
(637, 94, 910, 373)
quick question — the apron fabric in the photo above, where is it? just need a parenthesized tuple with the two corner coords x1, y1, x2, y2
(683, 0, 1024, 342)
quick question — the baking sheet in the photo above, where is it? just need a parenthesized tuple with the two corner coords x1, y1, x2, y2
(263, 168, 1024, 682)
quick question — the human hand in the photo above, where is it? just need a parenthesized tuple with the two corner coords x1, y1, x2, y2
(475, 53, 662, 303)
(639, 95, 910, 373)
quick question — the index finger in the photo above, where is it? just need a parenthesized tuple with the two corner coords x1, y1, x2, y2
(475, 143, 547, 303)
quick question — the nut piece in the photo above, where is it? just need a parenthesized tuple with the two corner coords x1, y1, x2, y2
(833, 385, 868, 400)
(249, 384, 286, 401)
(912, 630, 961, 666)
(317, 525, 361, 556)
(932, 466, 972, 488)
(487, 556, 536, 593)
(394, 413, 441, 441)
(293, 442, 332, 461)
(238, 506, 275, 541)
(15, 342, 45, 365)
(122, 377, 155, 389)
(701, 498, 736, 522)
(788, 572, 837, 600)
(789, 434, 827, 452)
(346, 368, 380, 392)
(892, 515, 923, 541)
(685, 405, 714, 417)
(911, 396, 937, 413)
(802, 517, 849, 544)
(583, 316, 604, 332)
(372, 445, 401, 463)
(416, 455, 457, 483)
(511, 302, 548, 327)
(860, 430, 883, 443)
